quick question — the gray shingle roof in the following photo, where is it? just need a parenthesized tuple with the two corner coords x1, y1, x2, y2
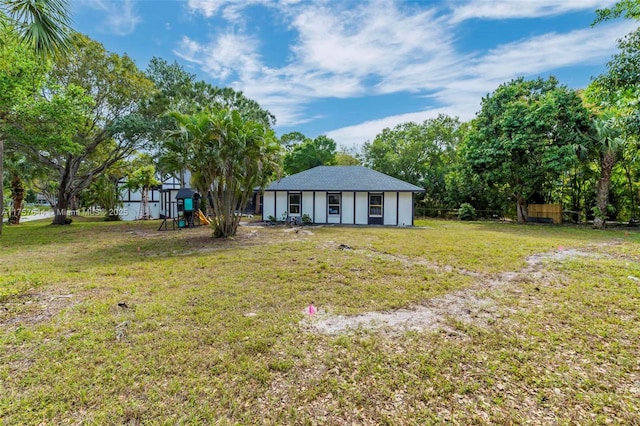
(264, 166, 425, 192)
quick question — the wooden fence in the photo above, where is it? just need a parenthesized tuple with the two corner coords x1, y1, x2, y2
(528, 204, 562, 224)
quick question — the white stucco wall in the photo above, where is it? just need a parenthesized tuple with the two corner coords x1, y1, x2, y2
(121, 201, 161, 221)
(302, 192, 314, 219)
(342, 192, 355, 224)
(263, 190, 416, 225)
(355, 192, 368, 225)
(314, 192, 327, 224)
(262, 191, 275, 221)
(383, 192, 397, 225)
(398, 192, 414, 226)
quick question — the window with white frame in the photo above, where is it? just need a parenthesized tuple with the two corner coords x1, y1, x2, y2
(328, 193, 340, 215)
(288, 193, 301, 214)
(369, 193, 382, 216)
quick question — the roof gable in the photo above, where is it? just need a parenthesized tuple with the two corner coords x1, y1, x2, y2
(264, 166, 425, 192)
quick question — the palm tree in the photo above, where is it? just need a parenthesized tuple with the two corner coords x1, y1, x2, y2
(592, 111, 625, 229)
(169, 109, 281, 237)
(0, 0, 72, 235)
(4, 153, 37, 224)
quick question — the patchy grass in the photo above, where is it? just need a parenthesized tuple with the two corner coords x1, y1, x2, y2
(1, 218, 639, 424)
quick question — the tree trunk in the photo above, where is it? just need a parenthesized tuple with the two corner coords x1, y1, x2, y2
(8, 174, 25, 225)
(139, 187, 149, 219)
(593, 152, 616, 229)
(625, 164, 637, 223)
(52, 185, 71, 225)
(516, 193, 528, 224)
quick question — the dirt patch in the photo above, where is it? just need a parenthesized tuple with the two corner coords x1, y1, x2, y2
(0, 292, 78, 330)
(304, 248, 598, 336)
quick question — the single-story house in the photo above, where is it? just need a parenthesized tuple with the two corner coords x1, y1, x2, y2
(262, 166, 425, 226)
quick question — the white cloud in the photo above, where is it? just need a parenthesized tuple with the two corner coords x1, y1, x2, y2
(81, 0, 141, 36)
(174, 0, 634, 149)
(326, 105, 473, 150)
(187, 0, 272, 23)
(325, 19, 635, 150)
(289, 2, 456, 89)
(186, 0, 225, 18)
(470, 22, 637, 82)
(449, 0, 619, 23)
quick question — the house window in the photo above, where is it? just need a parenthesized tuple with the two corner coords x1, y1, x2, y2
(369, 193, 383, 216)
(288, 193, 301, 214)
(328, 193, 340, 215)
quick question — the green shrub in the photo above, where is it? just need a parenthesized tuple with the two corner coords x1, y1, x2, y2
(458, 203, 476, 221)
(301, 214, 312, 225)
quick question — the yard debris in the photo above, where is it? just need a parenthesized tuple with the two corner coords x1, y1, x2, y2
(628, 276, 639, 282)
(117, 302, 129, 309)
(338, 244, 351, 250)
(115, 321, 129, 341)
(48, 294, 73, 302)
(308, 303, 316, 316)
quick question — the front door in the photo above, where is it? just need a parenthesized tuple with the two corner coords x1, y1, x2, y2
(368, 193, 383, 225)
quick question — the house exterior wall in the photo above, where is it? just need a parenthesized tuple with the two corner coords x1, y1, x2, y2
(355, 192, 368, 224)
(275, 192, 288, 220)
(398, 192, 414, 226)
(262, 191, 275, 220)
(314, 192, 327, 223)
(342, 192, 355, 224)
(383, 192, 398, 225)
(302, 192, 314, 219)
(262, 190, 415, 226)
(120, 187, 161, 221)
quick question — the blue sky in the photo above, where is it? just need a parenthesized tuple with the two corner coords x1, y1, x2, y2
(71, 0, 636, 150)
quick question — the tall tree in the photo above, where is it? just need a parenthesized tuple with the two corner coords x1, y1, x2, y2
(589, 4, 640, 227)
(461, 77, 591, 223)
(7, 34, 155, 225)
(146, 58, 275, 186)
(3, 152, 39, 224)
(589, 111, 625, 227)
(362, 114, 464, 209)
(0, 0, 72, 235)
(282, 133, 337, 175)
(124, 155, 160, 220)
(169, 109, 281, 237)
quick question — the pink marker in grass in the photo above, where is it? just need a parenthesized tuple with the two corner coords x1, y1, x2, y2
(308, 303, 316, 316)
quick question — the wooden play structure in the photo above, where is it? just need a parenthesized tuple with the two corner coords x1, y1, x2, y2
(158, 187, 208, 231)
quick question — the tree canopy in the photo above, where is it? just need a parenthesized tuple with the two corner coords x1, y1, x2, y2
(461, 77, 592, 223)
(6, 34, 155, 225)
(169, 109, 281, 237)
(362, 114, 464, 209)
(282, 133, 337, 175)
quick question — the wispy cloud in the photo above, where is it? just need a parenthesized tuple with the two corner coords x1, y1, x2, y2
(449, 0, 618, 23)
(175, 0, 634, 148)
(80, 0, 141, 36)
(328, 20, 636, 149)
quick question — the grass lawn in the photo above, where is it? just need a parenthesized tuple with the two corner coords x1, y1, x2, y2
(1, 218, 639, 424)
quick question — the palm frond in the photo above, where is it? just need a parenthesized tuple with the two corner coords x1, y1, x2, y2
(4, 0, 73, 58)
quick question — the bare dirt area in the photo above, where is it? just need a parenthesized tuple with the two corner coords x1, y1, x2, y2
(0, 291, 78, 330)
(303, 245, 602, 336)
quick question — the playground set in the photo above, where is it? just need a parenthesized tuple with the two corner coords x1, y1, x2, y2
(157, 187, 210, 231)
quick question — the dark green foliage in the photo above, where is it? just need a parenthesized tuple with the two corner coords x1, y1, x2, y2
(460, 77, 591, 223)
(282, 133, 337, 175)
(458, 203, 477, 221)
(362, 114, 465, 210)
